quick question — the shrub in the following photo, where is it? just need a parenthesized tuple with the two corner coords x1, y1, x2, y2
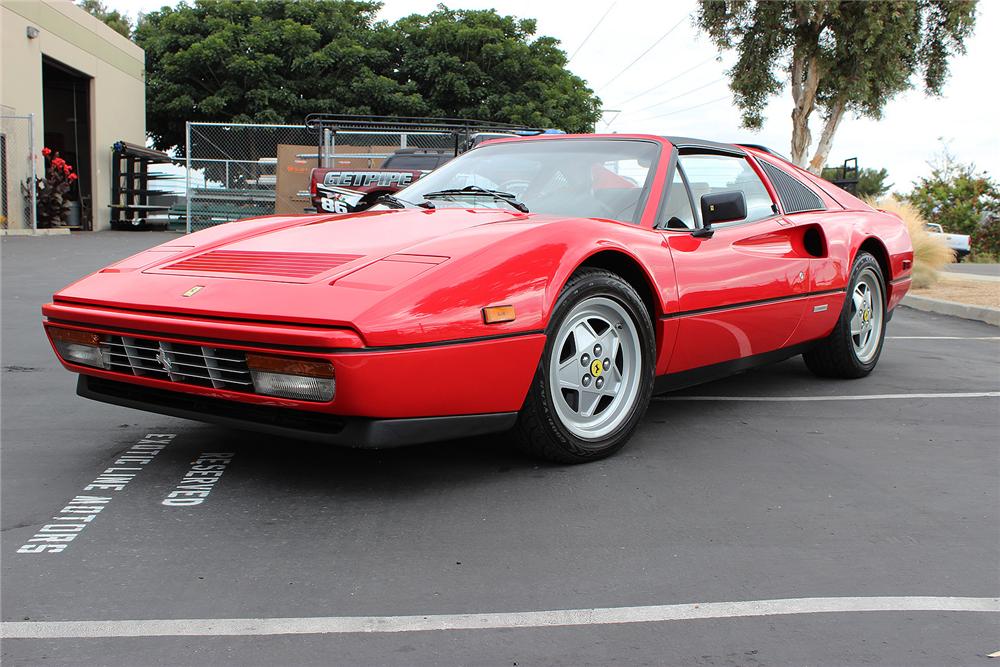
(971, 217, 1000, 259)
(869, 197, 953, 288)
(822, 166, 893, 199)
(905, 150, 1000, 239)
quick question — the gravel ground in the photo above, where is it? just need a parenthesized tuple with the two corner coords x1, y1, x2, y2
(912, 274, 1000, 308)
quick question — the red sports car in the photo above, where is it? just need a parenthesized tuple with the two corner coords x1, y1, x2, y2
(44, 134, 912, 462)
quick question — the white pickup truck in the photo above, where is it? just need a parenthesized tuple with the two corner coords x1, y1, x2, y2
(926, 223, 971, 261)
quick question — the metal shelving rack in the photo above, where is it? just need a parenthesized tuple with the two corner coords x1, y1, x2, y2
(110, 141, 175, 229)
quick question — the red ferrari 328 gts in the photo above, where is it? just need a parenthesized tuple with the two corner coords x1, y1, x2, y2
(44, 135, 912, 462)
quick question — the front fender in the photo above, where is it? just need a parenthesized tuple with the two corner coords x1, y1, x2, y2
(349, 218, 675, 347)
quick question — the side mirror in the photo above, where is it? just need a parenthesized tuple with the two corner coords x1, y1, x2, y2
(692, 191, 746, 238)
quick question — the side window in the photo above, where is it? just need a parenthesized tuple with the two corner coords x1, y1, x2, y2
(659, 165, 696, 229)
(678, 153, 775, 224)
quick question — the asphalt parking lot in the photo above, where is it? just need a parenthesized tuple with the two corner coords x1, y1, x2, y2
(2, 232, 998, 666)
(947, 263, 1000, 278)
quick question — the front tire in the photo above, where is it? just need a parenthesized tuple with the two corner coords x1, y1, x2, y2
(803, 252, 887, 378)
(513, 268, 655, 463)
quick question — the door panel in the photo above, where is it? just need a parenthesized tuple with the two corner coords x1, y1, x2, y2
(663, 220, 810, 373)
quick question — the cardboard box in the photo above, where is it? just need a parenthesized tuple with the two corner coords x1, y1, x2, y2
(274, 144, 390, 214)
(274, 144, 317, 215)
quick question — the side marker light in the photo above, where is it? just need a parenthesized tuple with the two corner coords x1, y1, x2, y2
(482, 305, 516, 324)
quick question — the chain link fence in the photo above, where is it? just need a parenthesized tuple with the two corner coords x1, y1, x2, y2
(0, 113, 38, 231)
(184, 121, 467, 233)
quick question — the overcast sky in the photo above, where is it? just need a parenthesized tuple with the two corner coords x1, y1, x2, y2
(106, 0, 999, 193)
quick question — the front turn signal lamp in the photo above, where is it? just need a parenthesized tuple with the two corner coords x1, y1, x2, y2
(49, 327, 109, 369)
(246, 354, 335, 402)
(482, 305, 516, 324)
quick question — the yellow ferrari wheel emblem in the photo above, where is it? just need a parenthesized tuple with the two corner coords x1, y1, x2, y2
(590, 359, 604, 377)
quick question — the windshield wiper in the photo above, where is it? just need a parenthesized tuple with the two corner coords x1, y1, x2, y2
(374, 194, 435, 209)
(422, 186, 529, 213)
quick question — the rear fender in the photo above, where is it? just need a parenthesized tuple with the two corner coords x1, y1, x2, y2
(848, 213, 913, 282)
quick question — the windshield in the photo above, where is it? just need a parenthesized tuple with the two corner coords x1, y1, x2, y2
(394, 139, 659, 223)
(382, 153, 449, 170)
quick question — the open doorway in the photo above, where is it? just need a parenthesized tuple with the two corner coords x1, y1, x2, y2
(42, 57, 92, 230)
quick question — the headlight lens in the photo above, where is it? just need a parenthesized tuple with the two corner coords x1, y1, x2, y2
(49, 327, 109, 369)
(246, 354, 335, 402)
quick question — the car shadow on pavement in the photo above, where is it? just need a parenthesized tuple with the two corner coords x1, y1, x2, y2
(154, 356, 827, 497)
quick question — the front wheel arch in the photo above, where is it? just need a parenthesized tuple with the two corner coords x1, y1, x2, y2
(555, 248, 661, 328)
(513, 267, 657, 462)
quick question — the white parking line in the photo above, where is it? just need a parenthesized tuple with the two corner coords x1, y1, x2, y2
(887, 336, 1000, 340)
(1, 596, 996, 639)
(655, 392, 1000, 402)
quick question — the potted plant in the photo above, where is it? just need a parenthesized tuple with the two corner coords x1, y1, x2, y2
(22, 147, 78, 228)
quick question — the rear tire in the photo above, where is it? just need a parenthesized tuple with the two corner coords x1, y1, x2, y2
(803, 252, 886, 378)
(513, 268, 655, 463)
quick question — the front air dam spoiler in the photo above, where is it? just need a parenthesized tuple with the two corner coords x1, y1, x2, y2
(78, 375, 517, 448)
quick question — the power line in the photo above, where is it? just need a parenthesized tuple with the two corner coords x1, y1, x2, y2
(606, 77, 726, 129)
(600, 108, 623, 129)
(633, 77, 725, 113)
(599, 12, 690, 90)
(615, 56, 717, 106)
(634, 95, 732, 123)
(568, 1, 618, 64)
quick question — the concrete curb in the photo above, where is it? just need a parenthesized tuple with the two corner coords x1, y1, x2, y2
(0, 228, 72, 236)
(901, 294, 1000, 327)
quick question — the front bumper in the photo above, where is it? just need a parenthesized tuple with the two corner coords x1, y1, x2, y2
(45, 300, 544, 429)
(79, 376, 517, 448)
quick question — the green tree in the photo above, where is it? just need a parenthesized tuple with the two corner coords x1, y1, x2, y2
(134, 1, 600, 152)
(695, 1, 977, 173)
(77, 0, 131, 39)
(390, 6, 601, 133)
(906, 148, 1000, 238)
(135, 1, 406, 151)
(821, 166, 893, 199)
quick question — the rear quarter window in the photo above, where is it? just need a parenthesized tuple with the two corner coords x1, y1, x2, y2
(758, 160, 825, 214)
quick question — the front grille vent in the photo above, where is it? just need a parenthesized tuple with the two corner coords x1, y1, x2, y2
(162, 250, 362, 279)
(101, 335, 252, 391)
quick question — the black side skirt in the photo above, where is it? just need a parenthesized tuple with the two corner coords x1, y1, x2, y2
(78, 376, 517, 449)
(653, 342, 816, 395)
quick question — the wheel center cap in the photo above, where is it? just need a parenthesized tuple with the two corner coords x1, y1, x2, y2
(590, 359, 603, 378)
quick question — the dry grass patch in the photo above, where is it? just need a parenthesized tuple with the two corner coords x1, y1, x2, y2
(869, 197, 953, 288)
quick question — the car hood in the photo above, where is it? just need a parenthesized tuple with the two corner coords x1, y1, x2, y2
(143, 208, 526, 284)
(50, 208, 549, 336)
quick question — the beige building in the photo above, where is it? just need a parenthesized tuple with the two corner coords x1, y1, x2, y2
(1, 0, 145, 231)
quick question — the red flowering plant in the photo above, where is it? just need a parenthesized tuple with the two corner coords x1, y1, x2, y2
(22, 147, 78, 227)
